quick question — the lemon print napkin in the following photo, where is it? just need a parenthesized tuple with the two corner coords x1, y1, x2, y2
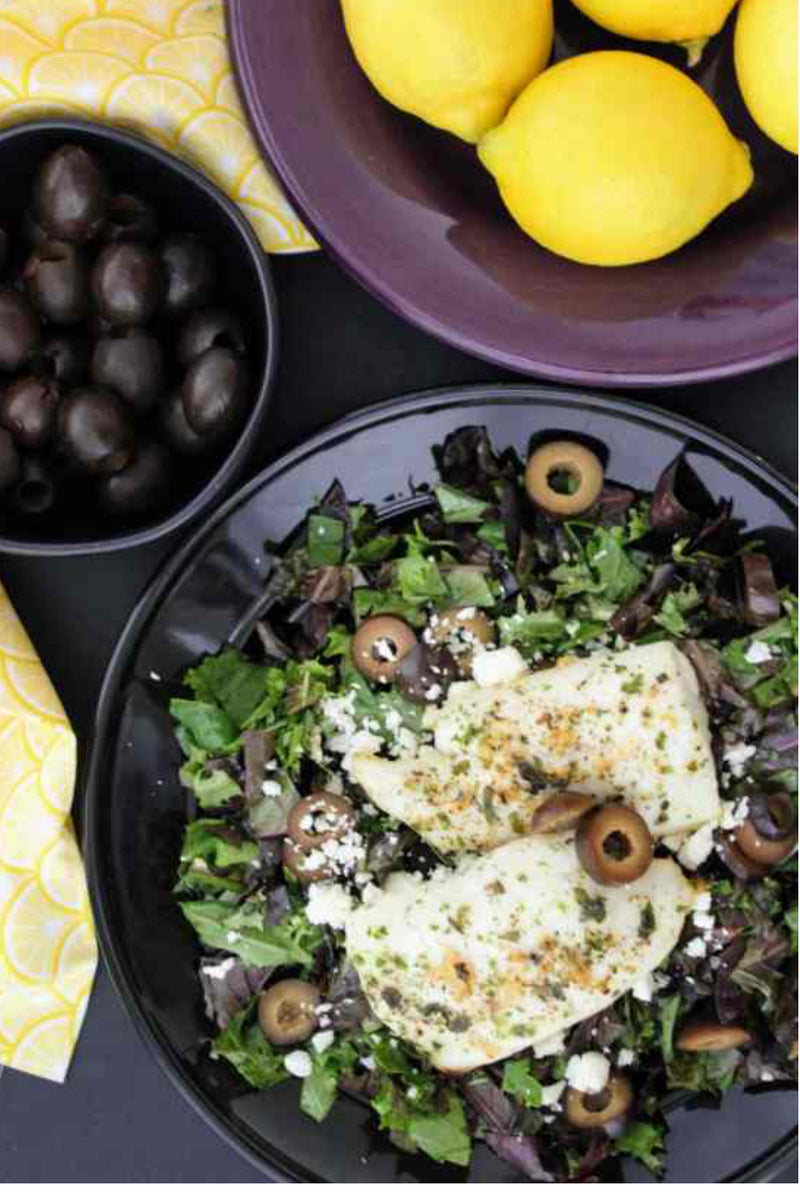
(0, 580, 96, 1083)
(0, 0, 316, 254)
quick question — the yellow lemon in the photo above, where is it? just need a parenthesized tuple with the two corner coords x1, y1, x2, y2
(340, 0, 554, 143)
(735, 0, 798, 154)
(478, 51, 753, 267)
(570, 0, 738, 54)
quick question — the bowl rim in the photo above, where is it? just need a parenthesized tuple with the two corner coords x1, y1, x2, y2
(225, 0, 798, 390)
(0, 116, 279, 557)
(83, 383, 798, 1183)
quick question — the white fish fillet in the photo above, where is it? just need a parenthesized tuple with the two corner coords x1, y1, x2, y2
(349, 642, 719, 853)
(346, 835, 694, 1071)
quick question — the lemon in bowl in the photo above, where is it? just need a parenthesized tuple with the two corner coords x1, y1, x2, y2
(570, 0, 738, 57)
(340, 0, 553, 143)
(735, 0, 798, 155)
(478, 51, 754, 267)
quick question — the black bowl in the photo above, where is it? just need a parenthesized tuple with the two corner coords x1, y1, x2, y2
(84, 386, 798, 1183)
(0, 119, 278, 555)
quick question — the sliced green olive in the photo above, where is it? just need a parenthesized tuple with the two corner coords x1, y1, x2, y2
(428, 606, 495, 675)
(734, 818, 796, 866)
(676, 1022, 754, 1053)
(282, 837, 334, 884)
(575, 803, 653, 886)
(429, 606, 495, 648)
(525, 441, 604, 517)
(258, 979, 320, 1046)
(287, 792, 356, 851)
(351, 615, 417, 683)
(529, 791, 596, 834)
(564, 1072, 633, 1129)
(716, 832, 770, 881)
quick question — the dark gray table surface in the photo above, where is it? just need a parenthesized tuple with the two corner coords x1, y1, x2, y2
(1, 252, 797, 1182)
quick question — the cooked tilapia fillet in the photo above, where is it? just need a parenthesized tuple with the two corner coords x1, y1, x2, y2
(349, 642, 719, 853)
(346, 834, 694, 1071)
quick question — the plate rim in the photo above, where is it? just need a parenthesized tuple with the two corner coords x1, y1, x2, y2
(225, 0, 798, 390)
(84, 383, 798, 1183)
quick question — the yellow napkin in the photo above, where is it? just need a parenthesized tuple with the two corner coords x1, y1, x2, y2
(0, 581, 96, 1083)
(0, 0, 316, 255)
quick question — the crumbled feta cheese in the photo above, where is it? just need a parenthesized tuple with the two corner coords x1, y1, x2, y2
(305, 882, 355, 929)
(149, 670, 162, 681)
(532, 1031, 566, 1058)
(284, 1050, 313, 1078)
(744, 640, 773, 665)
(373, 637, 397, 661)
(425, 684, 442, 701)
(723, 743, 756, 779)
(360, 1056, 376, 1071)
(472, 645, 527, 687)
(565, 1052, 611, 1095)
(631, 971, 672, 1001)
(312, 1030, 335, 1054)
(678, 824, 715, 871)
(617, 1048, 636, 1068)
(541, 1080, 566, 1108)
(225, 931, 240, 944)
(694, 890, 712, 914)
(202, 957, 236, 980)
(565, 620, 581, 637)
(693, 911, 715, 931)
(720, 797, 750, 831)
(684, 936, 708, 959)
(261, 779, 283, 798)
(360, 883, 383, 906)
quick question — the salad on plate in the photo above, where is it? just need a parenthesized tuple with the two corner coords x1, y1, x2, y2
(169, 427, 797, 1182)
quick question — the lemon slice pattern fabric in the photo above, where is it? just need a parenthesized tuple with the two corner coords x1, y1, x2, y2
(0, 0, 315, 254)
(0, 579, 96, 1082)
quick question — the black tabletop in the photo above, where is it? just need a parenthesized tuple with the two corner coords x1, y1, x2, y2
(1, 252, 797, 1183)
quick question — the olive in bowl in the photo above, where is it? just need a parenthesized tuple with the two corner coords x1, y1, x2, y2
(181, 348, 250, 442)
(59, 387, 135, 476)
(0, 118, 276, 555)
(0, 374, 60, 449)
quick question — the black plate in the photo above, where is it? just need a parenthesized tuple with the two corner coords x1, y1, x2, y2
(84, 386, 798, 1183)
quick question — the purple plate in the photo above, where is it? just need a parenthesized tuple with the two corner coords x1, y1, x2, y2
(227, 1, 797, 388)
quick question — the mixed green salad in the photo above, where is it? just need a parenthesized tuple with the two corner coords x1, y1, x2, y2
(170, 427, 797, 1182)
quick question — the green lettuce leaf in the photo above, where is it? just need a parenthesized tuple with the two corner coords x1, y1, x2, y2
(307, 514, 345, 566)
(616, 1120, 666, 1174)
(211, 998, 287, 1089)
(170, 699, 238, 753)
(502, 1057, 543, 1108)
(180, 901, 321, 969)
(396, 553, 449, 604)
(186, 648, 273, 727)
(434, 483, 489, 524)
(408, 1090, 471, 1167)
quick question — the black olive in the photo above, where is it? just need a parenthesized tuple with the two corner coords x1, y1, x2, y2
(0, 289, 40, 372)
(181, 347, 249, 441)
(34, 144, 109, 243)
(160, 234, 216, 318)
(0, 226, 6, 278)
(177, 307, 245, 366)
(35, 334, 90, 386)
(22, 212, 48, 250)
(12, 455, 56, 516)
(59, 387, 135, 475)
(395, 642, 460, 704)
(101, 193, 158, 244)
(0, 427, 20, 492)
(90, 330, 164, 413)
(97, 440, 173, 517)
(159, 388, 211, 457)
(24, 240, 89, 326)
(0, 374, 60, 448)
(91, 242, 161, 327)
